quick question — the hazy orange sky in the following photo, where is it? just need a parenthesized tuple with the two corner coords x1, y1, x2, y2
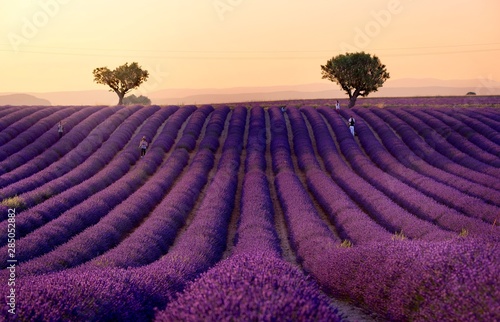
(1, 0, 499, 94)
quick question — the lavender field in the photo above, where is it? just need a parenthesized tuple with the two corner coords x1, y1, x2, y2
(0, 97, 499, 321)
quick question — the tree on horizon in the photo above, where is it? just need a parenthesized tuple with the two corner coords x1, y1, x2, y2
(321, 52, 389, 108)
(93, 62, 149, 105)
(123, 94, 152, 105)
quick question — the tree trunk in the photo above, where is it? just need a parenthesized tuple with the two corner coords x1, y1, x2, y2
(348, 96, 357, 108)
(117, 93, 125, 105)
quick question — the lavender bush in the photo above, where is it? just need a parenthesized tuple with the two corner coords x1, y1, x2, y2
(0, 106, 118, 184)
(0, 106, 144, 200)
(356, 107, 500, 206)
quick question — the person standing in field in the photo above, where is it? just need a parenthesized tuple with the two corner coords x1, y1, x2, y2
(335, 100, 340, 113)
(139, 136, 148, 158)
(57, 121, 64, 138)
(348, 116, 355, 136)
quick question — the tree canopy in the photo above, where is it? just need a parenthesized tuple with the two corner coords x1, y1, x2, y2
(321, 52, 389, 108)
(93, 62, 149, 105)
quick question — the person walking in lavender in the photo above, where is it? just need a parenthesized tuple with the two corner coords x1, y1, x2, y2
(335, 100, 340, 113)
(57, 121, 64, 138)
(139, 136, 148, 158)
(348, 116, 355, 136)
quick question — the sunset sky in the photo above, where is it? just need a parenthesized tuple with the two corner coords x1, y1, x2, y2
(1, 0, 499, 94)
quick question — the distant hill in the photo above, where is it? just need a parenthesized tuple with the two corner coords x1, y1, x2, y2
(0, 93, 51, 106)
(31, 90, 116, 106)
(1, 78, 499, 106)
(149, 79, 500, 105)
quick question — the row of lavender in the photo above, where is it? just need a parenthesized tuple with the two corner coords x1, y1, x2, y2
(0, 103, 498, 320)
(0, 106, 145, 242)
(353, 108, 500, 208)
(275, 106, 499, 320)
(232, 104, 498, 320)
(0, 106, 179, 256)
(0, 107, 131, 220)
(321, 107, 498, 239)
(0, 105, 209, 274)
(0, 105, 236, 320)
(301, 106, 455, 241)
(0, 105, 346, 321)
(386, 108, 500, 176)
(0, 106, 119, 186)
(0, 106, 148, 206)
(0, 106, 79, 162)
(157, 106, 344, 320)
(81, 104, 224, 269)
(0, 105, 133, 220)
(227, 105, 498, 320)
(353, 110, 498, 232)
(4, 106, 156, 209)
(0, 106, 77, 148)
(4, 104, 496, 228)
(369, 108, 500, 188)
